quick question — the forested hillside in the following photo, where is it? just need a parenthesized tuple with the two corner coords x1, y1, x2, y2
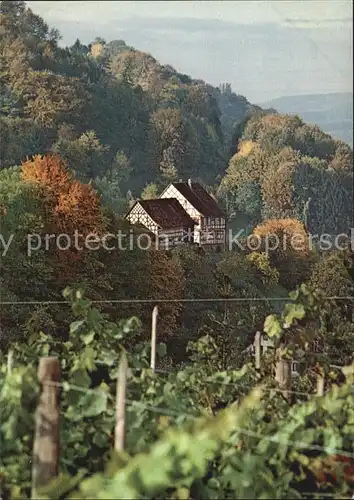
(0, 2, 354, 498)
(1, 0, 353, 369)
(1, 1, 352, 231)
(0, 1, 264, 207)
(260, 93, 353, 146)
(219, 113, 353, 235)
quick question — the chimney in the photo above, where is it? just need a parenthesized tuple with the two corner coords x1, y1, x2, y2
(188, 178, 192, 188)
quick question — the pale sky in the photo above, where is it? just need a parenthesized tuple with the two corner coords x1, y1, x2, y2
(27, 1, 353, 102)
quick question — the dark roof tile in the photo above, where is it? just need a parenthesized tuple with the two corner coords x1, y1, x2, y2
(130, 198, 196, 229)
(172, 182, 224, 217)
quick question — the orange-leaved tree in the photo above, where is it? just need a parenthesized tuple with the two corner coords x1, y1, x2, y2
(21, 154, 104, 235)
(253, 218, 309, 254)
(21, 154, 106, 283)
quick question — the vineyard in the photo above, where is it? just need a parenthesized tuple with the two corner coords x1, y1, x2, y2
(1, 286, 353, 499)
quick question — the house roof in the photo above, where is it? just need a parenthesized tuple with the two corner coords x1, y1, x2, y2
(171, 182, 225, 217)
(128, 198, 196, 230)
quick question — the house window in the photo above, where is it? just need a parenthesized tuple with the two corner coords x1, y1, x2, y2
(313, 340, 321, 353)
(291, 361, 298, 374)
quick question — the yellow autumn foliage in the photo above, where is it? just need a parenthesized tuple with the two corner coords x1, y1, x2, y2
(253, 218, 309, 256)
(237, 140, 255, 157)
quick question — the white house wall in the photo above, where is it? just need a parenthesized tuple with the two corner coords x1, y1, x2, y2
(126, 203, 159, 235)
(127, 203, 194, 249)
(158, 228, 193, 249)
(159, 184, 227, 246)
(160, 185, 202, 243)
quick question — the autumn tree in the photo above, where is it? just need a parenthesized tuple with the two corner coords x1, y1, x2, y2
(219, 138, 352, 235)
(21, 155, 105, 298)
(21, 154, 105, 286)
(0, 0, 261, 192)
(218, 143, 278, 224)
(242, 113, 337, 160)
(0, 166, 57, 346)
(2, 154, 186, 346)
(110, 49, 165, 95)
(19, 70, 89, 128)
(21, 154, 104, 235)
(1, 155, 111, 343)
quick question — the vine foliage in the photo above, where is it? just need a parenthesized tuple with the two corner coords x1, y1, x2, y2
(0, 288, 353, 499)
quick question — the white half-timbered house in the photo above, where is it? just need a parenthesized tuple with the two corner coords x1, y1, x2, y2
(125, 198, 195, 249)
(159, 180, 226, 246)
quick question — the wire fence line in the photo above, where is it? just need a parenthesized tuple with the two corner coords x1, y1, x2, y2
(93, 361, 349, 397)
(60, 369, 320, 399)
(5, 349, 353, 494)
(41, 376, 314, 402)
(1, 295, 353, 306)
(5, 354, 347, 399)
(36, 378, 354, 460)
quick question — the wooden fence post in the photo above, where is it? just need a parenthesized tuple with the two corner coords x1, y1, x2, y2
(7, 349, 13, 374)
(31, 357, 60, 499)
(115, 351, 128, 452)
(274, 346, 292, 403)
(316, 374, 324, 396)
(150, 305, 158, 371)
(316, 370, 325, 396)
(254, 332, 261, 371)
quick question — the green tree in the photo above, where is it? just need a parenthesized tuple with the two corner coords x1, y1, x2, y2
(0, 166, 56, 346)
(0, 117, 46, 170)
(141, 183, 158, 200)
(52, 130, 110, 180)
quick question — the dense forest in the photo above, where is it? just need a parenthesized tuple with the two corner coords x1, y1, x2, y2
(0, 2, 354, 498)
(261, 93, 353, 146)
